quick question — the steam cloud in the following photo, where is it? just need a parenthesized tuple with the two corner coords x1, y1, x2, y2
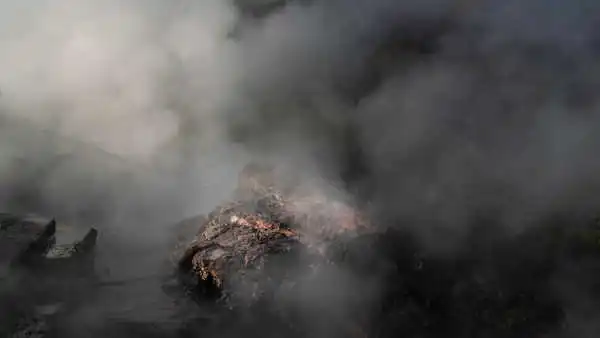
(1, 0, 600, 336)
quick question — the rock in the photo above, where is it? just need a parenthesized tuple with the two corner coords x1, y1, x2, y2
(0, 213, 56, 268)
(41, 228, 98, 276)
(174, 194, 303, 303)
(171, 164, 296, 298)
(0, 213, 98, 337)
(169, 162, 373, 312)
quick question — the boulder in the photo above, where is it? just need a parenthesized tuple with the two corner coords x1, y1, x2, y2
(0, 213, 98, 337)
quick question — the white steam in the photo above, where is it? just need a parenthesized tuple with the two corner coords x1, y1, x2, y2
(0, 0, 238, 159)
(1, 0, 600, 335)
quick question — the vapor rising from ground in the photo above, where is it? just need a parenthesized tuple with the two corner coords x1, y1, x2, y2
(1, 0, 600, 336)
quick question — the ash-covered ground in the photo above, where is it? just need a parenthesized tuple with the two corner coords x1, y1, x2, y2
(2, 0, 600, 337)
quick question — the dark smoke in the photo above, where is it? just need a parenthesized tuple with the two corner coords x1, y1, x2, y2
(1, 0, 600, 336)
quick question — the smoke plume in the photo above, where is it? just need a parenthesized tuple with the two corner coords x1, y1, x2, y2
(1, 0, 600, 336)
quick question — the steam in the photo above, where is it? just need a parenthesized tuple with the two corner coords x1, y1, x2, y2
(0, 0, 238, 159)
(1, 0, 600, 336)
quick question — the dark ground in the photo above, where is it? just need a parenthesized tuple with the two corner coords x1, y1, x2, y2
(5, 199, 600, 338)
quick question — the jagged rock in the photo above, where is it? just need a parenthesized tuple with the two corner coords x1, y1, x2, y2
(169, 162, 371, 313)
(0, 213, 56, 269)
(41, 228, 97, 276)
(174, 191, 303, 303)
(0, 213, 98, 337)
(170, 163, 304, 302)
